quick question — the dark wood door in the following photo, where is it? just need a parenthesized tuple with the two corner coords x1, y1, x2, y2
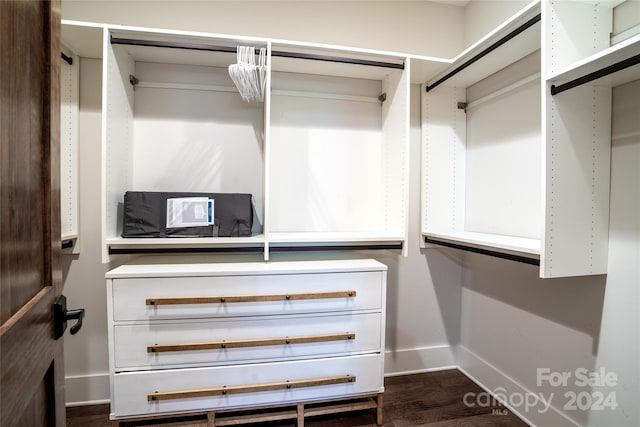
(0, 0, 65, 425)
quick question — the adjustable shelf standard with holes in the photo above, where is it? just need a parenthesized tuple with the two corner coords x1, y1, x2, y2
(541, 0, 639, 277)
(60, 21, 105, 254)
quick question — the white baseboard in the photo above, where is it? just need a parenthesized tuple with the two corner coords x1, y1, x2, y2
(384, 344, 457, 376)
(457, 346, 579, 427)
(65, 373, 110, 407)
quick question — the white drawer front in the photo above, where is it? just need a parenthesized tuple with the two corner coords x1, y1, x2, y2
(112, 353, 383, 417)
(114, 313, 382, 370)
(111, 271, 383, 321)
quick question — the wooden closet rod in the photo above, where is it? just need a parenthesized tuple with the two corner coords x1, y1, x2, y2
(425, 13, 541, 93)
(110, 36, 405, 70)
(424, 237, 540, 266)
(550, 53, 640, 96)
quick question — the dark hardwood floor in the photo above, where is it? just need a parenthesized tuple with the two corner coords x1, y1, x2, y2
(67, 369, 528, 426)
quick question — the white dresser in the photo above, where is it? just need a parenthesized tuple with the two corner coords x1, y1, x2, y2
(106, 257, 387, 425)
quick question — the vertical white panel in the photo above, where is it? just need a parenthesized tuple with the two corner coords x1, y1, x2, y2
(546, 0, 614, 74)
(60, 52, 79, 246)
(542, 84, 611, 277)
(263, 42, 272, 261)
(381, 62, 410, 246)
(102, 34, 134, 262)
(421, 85, 466, 234)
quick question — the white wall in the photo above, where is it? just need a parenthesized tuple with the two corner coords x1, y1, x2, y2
(62, 0, 465, 59)
(61, 58, 112, 405)
(463, 0, 532, 48)
(375, 84, 463, 375)
(458, 80, 640, 427)
(60, 0, 467, 406)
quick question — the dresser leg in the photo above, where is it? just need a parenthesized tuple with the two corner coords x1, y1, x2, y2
(207, 411, 216, 427)
(376, 393, 383, 425)
(297, 402, 305, 427)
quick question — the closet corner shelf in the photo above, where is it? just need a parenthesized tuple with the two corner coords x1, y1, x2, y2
(423, 230, 540, 261)
(61, 20, 105, 59)
(546, 34, 640, 91)
(425, 0, 541, 90)
(409, 55, 450, 85)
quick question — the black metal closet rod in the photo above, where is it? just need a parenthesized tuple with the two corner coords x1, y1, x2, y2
(426, 13, 541, 93)
(424, 237, 540, 266)
(550, 53, 640, 96)
(270, 50, 404, 69)
(109, 246, 264, 255)
(270, 243, 403, 252)
(108, 243, 403, 255)
(110, 36, 404, 70)
(61, 52, 73, 65)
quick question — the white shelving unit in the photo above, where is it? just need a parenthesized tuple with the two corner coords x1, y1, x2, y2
(420, 0, 639, 277)
(101, 27, 269, 262)
(67, 3, 636, 275)
(91, 23, 416, 262)
(60, 21, 105, 254)
(268, 42, 410, 256)
(420, 1, 544, 267)
(542, 0, 638, 277)
(60, 46, 79, 253)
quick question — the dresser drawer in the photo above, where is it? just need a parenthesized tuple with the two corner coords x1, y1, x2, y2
(113, 312, 382, 370)
(111, 271, 383, 321)
(111, 353, 383, 418)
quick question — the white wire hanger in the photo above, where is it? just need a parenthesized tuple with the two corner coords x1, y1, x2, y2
(229, 46, 267, 103)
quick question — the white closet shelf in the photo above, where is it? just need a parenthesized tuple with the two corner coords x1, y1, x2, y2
(410, 56, 451, 85)
(423, 230, 540, 259)
(426, 0, 541, 90)
(106, 235, 265, 251)
(268, 232, 405, 252)
(61, 21, 104, 59)
(546, 34, 640, 91)
(427, 0, 541, 90)
(268, 232, 404, 246)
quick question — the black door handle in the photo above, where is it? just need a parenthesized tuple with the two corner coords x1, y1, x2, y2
(54, 295, 85, 339)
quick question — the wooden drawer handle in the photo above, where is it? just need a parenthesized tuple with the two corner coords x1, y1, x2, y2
(148, 375, 356, 402)
(147, 332, 356, 353)
(146, 291, 356, 306)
